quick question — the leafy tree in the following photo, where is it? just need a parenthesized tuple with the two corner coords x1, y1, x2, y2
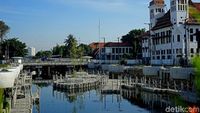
(0, 21, 9, 57)
(64, 34, 78, 58)
(52, 44, 66, 57)
(192, 56, 200, 96)
(0, 21, 9, 42)
(77, 43, 92, 56)
(35, 50, 52, 58)
(121, 29, 145, 59)
(1, 38, 27, 59)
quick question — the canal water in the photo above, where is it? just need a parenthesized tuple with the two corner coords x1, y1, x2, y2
(32, 84, 177, 113)
(32, 84, 151, 113)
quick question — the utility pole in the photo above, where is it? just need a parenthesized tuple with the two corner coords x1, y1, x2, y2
(98, 19, 101, 62)
(118, 37, 120, 61)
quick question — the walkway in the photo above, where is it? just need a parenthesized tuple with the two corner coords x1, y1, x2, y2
(11, 72, 33, 113)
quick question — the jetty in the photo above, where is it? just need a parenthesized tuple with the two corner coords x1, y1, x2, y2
(101, 79, 121, 94)
(10, 71, 33, 113)
(53, 72, 107, 91)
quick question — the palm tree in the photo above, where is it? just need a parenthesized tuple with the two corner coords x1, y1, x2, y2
(0, 21, 9, 42)
(0, 21, 9, 58)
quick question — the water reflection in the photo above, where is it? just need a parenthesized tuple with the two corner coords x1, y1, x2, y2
(33, 84, 150, 113)
(121, 88, 174, 113)
(33, 83, 198, 113)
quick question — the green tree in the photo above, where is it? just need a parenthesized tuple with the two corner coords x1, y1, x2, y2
(192, 56, 200, 96)
(35, 50, 52, 58)
(64, 34, 78, 58)
(0, 21, 10, 57)
(121, 29, 145, 59)
(1, 38, 27, 59)
(0, 21, 9, 42)
(52, 44, 66, 57)
(77, 43, 92, 56)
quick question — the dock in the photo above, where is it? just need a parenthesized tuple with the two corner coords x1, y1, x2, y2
(10, 71, 34, 113)
(101, 79, 121, 94)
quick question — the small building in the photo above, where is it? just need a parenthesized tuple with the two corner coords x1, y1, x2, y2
(89, 42, 106, 59)
(27, 47, 36, 57)
(100, 42, 133, 60)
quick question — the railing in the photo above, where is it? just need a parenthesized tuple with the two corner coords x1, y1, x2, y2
(23, 59, 89, 66)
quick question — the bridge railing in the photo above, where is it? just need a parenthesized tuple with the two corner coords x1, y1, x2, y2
(23, 58, 90, 65)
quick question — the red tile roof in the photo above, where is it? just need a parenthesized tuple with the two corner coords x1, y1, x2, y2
(89, 42, 105, 49)
(105, 42, 132, 47)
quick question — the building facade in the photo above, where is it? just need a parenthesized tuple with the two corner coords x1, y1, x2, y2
(27, 47, 36, 57)
(100, 42, 133, 60)
(145, 0, 200, 65)
(141, 31, 151, 64)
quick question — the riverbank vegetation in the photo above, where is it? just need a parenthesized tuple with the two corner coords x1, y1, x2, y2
(192, 56, 200, 96)
(0, 89, 10, 113)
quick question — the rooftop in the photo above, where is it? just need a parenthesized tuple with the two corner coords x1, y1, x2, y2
(152, 0, 200, 30)
(105, 42, 132, 47)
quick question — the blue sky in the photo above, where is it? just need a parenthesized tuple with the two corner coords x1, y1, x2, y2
(0, 0, 197, 51)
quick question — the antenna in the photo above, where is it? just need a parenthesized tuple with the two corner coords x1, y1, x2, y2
(98, 19, 101, 42)
(98, 19, 101, 60)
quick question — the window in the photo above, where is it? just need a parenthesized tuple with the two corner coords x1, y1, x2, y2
(191, 48, 194, 53)
(116, 48, 119, 53)
(119, 48, 121, 53)
(126, 48, 128, 53)
(196, 29, 199, 33)
(167, 55, 171, 59)
(162, 56, 165, 59)
(112, 48, 115, 53)
(129, 48, 132, 53)
(176, 49, 179, 54)
(190, 28, 193, 33)
(177, 35, 180, 42)
(190, 35, 193, 42)
(157, 56, 160, 60)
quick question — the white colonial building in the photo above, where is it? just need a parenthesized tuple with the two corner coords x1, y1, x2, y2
(144, 0, 200, 65)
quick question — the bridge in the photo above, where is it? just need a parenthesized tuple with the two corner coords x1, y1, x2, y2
(23, 58, 90, 66)
(23, 62, 88, 66)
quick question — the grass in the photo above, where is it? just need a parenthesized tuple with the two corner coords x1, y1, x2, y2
(0, 89, 4, 113)
(0, 64, 10, 69)
(189, 6, 200, 23)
